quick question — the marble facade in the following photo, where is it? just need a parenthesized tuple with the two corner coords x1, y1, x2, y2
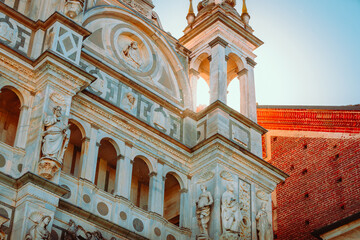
(0, 0, 287, 239)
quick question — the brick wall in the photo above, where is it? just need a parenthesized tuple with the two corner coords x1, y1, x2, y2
(257, 107, 360, 240)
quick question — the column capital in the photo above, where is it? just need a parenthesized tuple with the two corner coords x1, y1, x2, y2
(81, 137, 91, 143)
(180, 188, 188, 194)
(95, 141, 101, 147)
(157, 159, 165, 165)
(225, 55, 230, 62)
(246, 57, 257, 67)
(117, 154, 124, 161)
(189, 68, 200, 77)
(149, 171, 157, 178)
(237, 68, 249, 78)
(209, 37, 229, 48)
(207, 55, 212, 62)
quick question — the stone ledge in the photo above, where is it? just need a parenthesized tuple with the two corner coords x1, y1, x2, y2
(0, 171, 68, 197)
(58, 199, 149, 240)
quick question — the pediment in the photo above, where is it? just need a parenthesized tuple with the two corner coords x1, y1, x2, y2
(82, 6, 191, 109)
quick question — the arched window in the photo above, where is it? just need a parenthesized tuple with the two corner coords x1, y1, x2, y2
(63, 122, 83, 177)
(130, 157, 150, 210)
(164, 173, 181, 226)
(0, 88, 21, 146)
(95, 139, 118, 194)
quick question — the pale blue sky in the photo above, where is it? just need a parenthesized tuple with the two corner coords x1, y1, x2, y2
(153, 0, 360, 107)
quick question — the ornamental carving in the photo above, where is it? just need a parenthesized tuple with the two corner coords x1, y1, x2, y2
(64, 219, 117, 240)
(197, 171, 215, 184)
(122, 41, 143, 71)
(38, 106, 70, 179)
(25, 215, 51, 240)
(196, 184, 213, 238)
(220, 170, 233, 181)
(256, 203, 272, 240)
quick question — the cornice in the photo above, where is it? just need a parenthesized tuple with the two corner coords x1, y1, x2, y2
(179, 10, 263, 49)
(193, 101, 267, 134)
(0, 171, 68, 197)
(0, 2, 91, 37)
(58, 200, 149, 240)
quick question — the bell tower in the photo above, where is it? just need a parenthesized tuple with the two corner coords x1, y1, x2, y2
(180, 0, 263, 121)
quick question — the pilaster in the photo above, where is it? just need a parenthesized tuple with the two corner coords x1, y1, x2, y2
(209, 37, 228, 104)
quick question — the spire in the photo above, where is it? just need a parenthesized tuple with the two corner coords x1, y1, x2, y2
(241, 0, 250, 26)
(186, 0, 195, 25)
(242, 0, 248, 14)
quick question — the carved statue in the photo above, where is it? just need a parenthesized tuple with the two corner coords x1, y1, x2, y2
(121, 92, 137, 112)
(256, 203, 272, 240)
(63, 219, 116, 240)
(38, 106, 70, 179)
(64, 219, 87, 240)
(220, 183, 243, 239)
(122, 41, 143, 70)
(25, 216, 51, 240)
(196, 184, 213, 237)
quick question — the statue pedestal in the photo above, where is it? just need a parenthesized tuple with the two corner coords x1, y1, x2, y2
(197, 234, 211, 240)
(219, 232, 239, 240)
(38, 158, 61, 179)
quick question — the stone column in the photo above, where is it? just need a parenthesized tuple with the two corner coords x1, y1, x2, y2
(180, 188, 190, 229)
(81, 125, 100, 183)
(209, 37, 228, 104)
(78, 137, 90, 178)
(237, 68, 249, 117)
(116, 142, 133, 200)
(113, 154, 123, 196)
(246, 57, 257, 122)
(14, 105, 31, 149)
(189, 68, 200, 111)
(148, 160, 164, 214)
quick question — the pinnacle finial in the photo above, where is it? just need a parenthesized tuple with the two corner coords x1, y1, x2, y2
(188, 0, 194, 15)
(187, 0, 196, 25)
(242, 0, 248, 14)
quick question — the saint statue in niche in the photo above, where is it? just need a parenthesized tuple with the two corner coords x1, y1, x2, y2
(39, 106, 70, 179)
(25, 216, 51, 240)
(220, 183, 243, 239)
(41, 106, 70, 163)
(256, 202, 272, 240)
(122, 41, 143, 70)
(196, 184, 213, 237)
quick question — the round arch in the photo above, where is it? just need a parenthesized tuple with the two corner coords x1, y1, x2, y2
(82, 6, 192, 108)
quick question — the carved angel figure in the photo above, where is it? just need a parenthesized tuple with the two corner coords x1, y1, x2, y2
(221, 183, 243, 235)
(122, 41, 143, 70)
(196, 184, 213, 236)
(256, 203, 272, 240)
(41, 106, 70, 164)
(25, 216, 51, 240)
